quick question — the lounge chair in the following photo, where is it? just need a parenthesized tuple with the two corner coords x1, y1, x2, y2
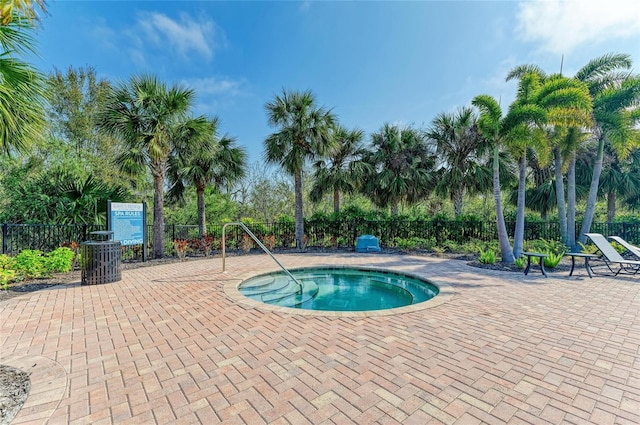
(608, 235, 640, 260)
(585, 233, 640, 276)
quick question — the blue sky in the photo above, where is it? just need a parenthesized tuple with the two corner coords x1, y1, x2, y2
(34, 1, 640, 164)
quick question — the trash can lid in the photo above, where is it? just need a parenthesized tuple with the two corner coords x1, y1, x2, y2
(89, 231, 114, 240)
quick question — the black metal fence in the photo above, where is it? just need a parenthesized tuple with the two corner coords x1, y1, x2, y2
(2, 220, 640, 258)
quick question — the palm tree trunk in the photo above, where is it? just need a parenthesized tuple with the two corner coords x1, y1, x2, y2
(579, 132, 604, 244)
(553, 146, 567, 245)
(567, 152, 577, 250)
(607, 191, 616, 224)
(513, 153, 526, 258)
(453, 189, 463, 217)
(333, 189, 340, 214)
(152, 170, 165, 259)
(391, 202, 399, 216)
(197, 182, 206, 239)
(493, 146, 514, 263)
(294, 167, 305, 250)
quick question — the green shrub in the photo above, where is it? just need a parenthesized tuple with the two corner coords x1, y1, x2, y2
(543, 251, 564, 269)
(432, 245, 446, 256)
(14, 249, 47, 279)
(461, 239, 499, 255)
(0, 255, 17, 289)
(442, 239, 462, 253)
(609, 241, 626, 254)
(11, 248, 75, 281)
(578, 242, 598, 254)
(336, 236, 349, 247)
(395, 238, 417, 250)
(514, 257, 526, 269)
(418, 237, 438, 250)
(394, 237, 437, 251)
(44, 247, 75, 273)
(478, 249, 496, 265)
(525, 238, 567, 255)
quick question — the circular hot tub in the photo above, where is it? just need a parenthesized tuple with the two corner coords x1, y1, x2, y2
(238, 267, 439, 312)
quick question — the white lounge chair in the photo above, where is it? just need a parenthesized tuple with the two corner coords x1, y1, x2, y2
(585, 233, 640, 276)
(608, 235, 640, 260)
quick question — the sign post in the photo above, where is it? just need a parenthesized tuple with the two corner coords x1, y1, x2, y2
(107, 201, 147, 261)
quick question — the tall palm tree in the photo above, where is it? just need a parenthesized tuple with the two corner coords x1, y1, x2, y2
(556, 127, 589, 248)
(502, 71, 548, 258)
(505, 69, 591, 256)
(361, 124, 435, 215)
(97, 74, 195, 258)
(543, 79, 593, 244)
(0, 14, 45, 155)
(472, 95, 526, 263)
(264, 89, 336, 249)
(169, 116, 247, 238)
(576, 53, 640, 246)
(309, 125, 368, 213)
(426, 106, 491, 217)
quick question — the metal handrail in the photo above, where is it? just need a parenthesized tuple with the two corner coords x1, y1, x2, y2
(222, 222, 302, 290)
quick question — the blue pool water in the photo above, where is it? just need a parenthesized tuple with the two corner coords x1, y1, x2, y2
(238, 267, 438, 311)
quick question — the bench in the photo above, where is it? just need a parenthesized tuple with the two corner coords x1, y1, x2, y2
(522, 252, 549, 277)
(565, 252, 597, 278)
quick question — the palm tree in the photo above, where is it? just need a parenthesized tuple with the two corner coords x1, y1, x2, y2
(309, 125, 368, 213)
(599, 145, 640, 223)
(56, 172, 130, 225)
(505, 69, 591, 256)
(264, 89, 336, 250)
(472, 95, 518, 263)
(502, 71, 548, 258)
(556, 126, 589, 248)
(0, 14, 45, 155)
(97, 74, 195, 258)
(361, 123, 435, 215)
(575, 53, 640, 246)
(543, 79, 593, 244)
(426, 106, 491, 217)
(169, 117, 247, 238)
(0, 0, 47, 25)
(619, 150, 640, 211)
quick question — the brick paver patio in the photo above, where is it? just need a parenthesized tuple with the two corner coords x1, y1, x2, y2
(1, 253, 639, 424)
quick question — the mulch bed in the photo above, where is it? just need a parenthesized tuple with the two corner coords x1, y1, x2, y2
(0, 366, 30, 425)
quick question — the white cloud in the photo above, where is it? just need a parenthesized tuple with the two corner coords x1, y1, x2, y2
(516, 0, 640, 54)
(184, 76, 248, 117)
(92, 11, 223, 65)
(184, 76, 245, 97)
(137, 12, 221, 60)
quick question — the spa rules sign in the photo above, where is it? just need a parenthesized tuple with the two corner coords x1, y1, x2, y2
(108, 202, 146, 246)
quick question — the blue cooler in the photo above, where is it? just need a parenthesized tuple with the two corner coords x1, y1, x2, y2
(355, 235, 381, 252)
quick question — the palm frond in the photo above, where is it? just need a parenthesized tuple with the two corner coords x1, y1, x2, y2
(506, 64, 546, 82)
(574, 53, 632, 83)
